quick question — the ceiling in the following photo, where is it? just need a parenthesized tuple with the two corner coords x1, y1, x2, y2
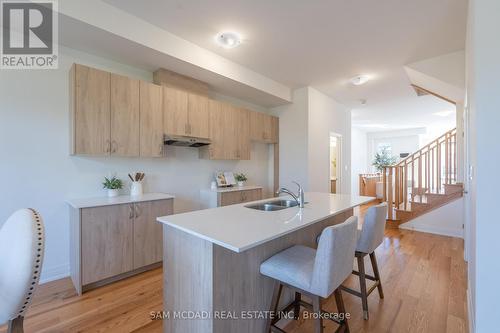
(103, 0, 467, 129)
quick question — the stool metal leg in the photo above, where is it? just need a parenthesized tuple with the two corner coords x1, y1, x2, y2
(266, 282, 283, 333)
(369, 252, 384, 299)
(334, 288, 349, 333)
(293, 292, 301, 319)
(357, 254, 369, 320)
(312, 296, 324, 333)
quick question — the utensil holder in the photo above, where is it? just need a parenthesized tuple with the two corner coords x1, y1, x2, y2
(130, 181, 143, 197)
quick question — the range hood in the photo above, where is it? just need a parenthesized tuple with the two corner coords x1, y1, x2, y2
(164, 135, 211, 147)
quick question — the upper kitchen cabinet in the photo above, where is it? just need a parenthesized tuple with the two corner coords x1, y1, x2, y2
(200, 100, 250, 160)
(163, 87, 188, 136)
(140, 81, 164, 157)
(188, 93, 209, 138)
(70, 64, 111, 155)
(162, 86, 209, 139)
(250, 111, 279, 144)
(110, 74, 140, 156)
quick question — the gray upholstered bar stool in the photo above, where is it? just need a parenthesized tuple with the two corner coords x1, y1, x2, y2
(260, 216, 358, 333)
(341, 202, 387, 320)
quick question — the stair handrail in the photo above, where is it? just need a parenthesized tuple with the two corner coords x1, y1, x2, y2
(392, 128, 456, 167)
(382, 127, 457, 220)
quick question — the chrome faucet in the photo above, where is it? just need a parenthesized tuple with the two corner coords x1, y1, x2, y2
(276, 181, 305, 208)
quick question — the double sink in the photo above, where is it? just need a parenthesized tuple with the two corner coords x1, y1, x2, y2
(245, 199, 300, 211)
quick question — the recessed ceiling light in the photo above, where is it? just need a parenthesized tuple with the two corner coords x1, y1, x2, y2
(215, 32, 241, 49)
(350, 75, 371, 86)
(432, 110, 455, 117)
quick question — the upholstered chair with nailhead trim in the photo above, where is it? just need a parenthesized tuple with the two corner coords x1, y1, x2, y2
(0, 209, 45, 333)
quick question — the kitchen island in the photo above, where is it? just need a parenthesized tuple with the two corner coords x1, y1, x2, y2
(157, 192, 374, 333)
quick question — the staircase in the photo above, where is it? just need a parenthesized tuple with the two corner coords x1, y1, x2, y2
(382, 128, 463, 228)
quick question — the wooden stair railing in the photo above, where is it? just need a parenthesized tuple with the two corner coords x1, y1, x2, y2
(383, 128, 457, 220)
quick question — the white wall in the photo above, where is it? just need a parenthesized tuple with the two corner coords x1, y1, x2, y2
(466, 1, 500, 331)
(272, 87, 351, 194)
(366, 128, 425, 172)
(399, 197, 464, 238)
(307, 87, 351, 194)
(351, 128, 368, 195)
(271, 87, 309, 189)
(0, 46, 274, 283)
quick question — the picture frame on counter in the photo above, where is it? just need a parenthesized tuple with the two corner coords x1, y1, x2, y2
(215, 171, 236, 187)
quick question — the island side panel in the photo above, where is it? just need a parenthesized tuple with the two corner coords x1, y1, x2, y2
(69, 206, 82, 295)
(212, 209, 353, 333)
(163, 225, 214, 333)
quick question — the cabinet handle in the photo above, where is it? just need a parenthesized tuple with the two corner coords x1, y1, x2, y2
(111, 140, 117, 154)
(129, 204, 134, 219)
(159, 144, 163, 156)
(105, 140, 111, 153)
(135, 205, 140, 218)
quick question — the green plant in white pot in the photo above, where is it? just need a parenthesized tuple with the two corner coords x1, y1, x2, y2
(372, 147, 397, 172)
(103, 176, 123, 197)
(234, 173, 248, 187)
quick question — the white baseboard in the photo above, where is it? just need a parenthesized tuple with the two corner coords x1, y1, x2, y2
(39, 263, 70, 284)
(467, 283, 475, 333)
(399, 223, 463, 238)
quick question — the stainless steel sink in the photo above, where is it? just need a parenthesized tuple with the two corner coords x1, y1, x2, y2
(245, 199, 300, 211)
(268, 199, 299, 208)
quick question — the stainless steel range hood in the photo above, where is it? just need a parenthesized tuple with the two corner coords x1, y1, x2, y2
(164, 135, 211, 147)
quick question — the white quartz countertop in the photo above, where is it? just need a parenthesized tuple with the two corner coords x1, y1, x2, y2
(200, 185, 263, 193)
(157, 192, 375, 253)
(67, 192, 175, 209)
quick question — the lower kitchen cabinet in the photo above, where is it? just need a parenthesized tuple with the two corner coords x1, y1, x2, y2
(68, 195, 173, 294)
(200, 187, 263, 208)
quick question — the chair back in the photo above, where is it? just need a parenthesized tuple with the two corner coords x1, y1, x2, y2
(310, 216, 358, 298)
(357, 202, 387, 254)
(0, 209, 44, 324)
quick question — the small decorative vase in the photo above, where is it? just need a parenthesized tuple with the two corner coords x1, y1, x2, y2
(107, 189, 119, 197)
(237, 181, 244, 187)
(130, 181, 143, 197)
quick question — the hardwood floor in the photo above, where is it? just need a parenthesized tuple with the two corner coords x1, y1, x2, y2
(0, 204, 468, 333)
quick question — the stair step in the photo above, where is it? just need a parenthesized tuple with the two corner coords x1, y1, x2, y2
(394, 209, 414, 221)
(424, 193, 448, 205)
(409, 201, 430, 212)
(444, 183, 463, 195)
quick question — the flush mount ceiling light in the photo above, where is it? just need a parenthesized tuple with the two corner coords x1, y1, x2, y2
(215, 32, 241, 49)
(432, 110, 455, 117)
(350, 75, 371, 86)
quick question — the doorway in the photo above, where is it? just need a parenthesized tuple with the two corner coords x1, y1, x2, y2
(330, 134, 342, 193)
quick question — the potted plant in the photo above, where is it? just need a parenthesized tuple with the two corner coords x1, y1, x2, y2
(103, 176, 123, 197)
(234, 173, 248, 187)
(372, 146, 397, 172)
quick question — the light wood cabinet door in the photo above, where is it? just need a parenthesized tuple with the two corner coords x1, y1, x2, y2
(140, 81, 164, 157)
(219, 189, 262, 206)
(72, 64, 111, 155)
(110, 74, 140, 156)
(250, 111, 279, 144)
(243, 188, 263, 202)
(81, 204, 134, 285)
(203, 101, 250, 160)
(236, 108, 250, 160)
(163, 86, 188, 136)
(188, 93, 209, 139)
(203, 99, 226, 159)
(133, 199, 173, 268)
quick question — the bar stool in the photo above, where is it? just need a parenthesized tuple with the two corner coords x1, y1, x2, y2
(340, 202, 387, 320)
(260, 216, 358, 333)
